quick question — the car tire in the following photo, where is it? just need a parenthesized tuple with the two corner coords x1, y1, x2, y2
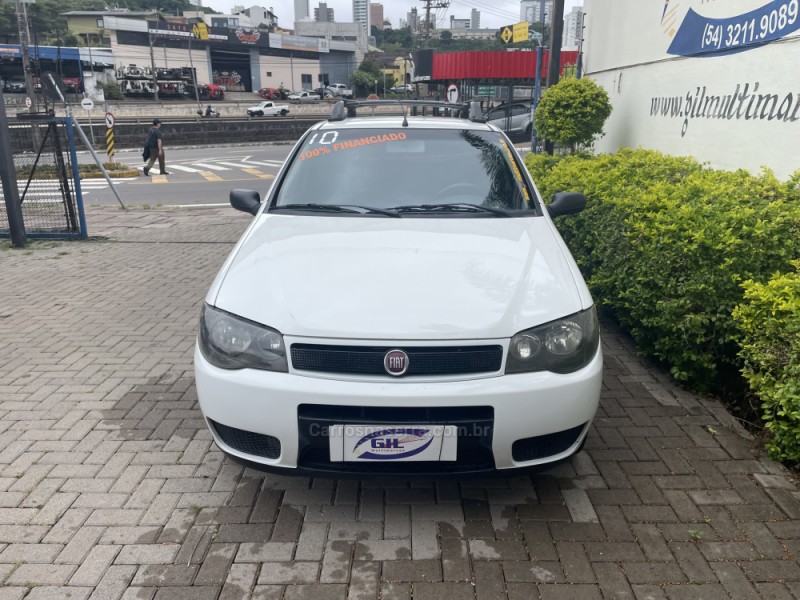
(256, 111, 264, 117)
(280, 109, 288, 116)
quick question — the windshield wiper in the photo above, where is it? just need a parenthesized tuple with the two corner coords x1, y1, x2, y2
(272, 203, 400, 217)
(390, 203, 511, 217)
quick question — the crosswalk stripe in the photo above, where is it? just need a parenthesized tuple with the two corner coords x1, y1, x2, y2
(242, 160, 284, 168)
(242, 168, 275, 180)
(151, 174, 168, 184)
(216, 161, 260, 169)
(199, 171, 223, 182)
(168, 164, 203, 173)
(192, 162, 230, 171)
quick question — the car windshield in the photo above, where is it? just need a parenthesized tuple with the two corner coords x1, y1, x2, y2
(273, 128, 534, 214)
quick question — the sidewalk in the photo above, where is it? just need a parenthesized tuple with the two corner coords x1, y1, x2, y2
(0, 206, 798, 600)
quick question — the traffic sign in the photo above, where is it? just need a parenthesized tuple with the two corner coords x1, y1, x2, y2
(80, 97, 94, 111)
(447, 84, 459, 103)
(500, 21, 530, 45)
(105, 112, 115, 129)
(366, 93, 379, 101)
(25, 96, 32, 108)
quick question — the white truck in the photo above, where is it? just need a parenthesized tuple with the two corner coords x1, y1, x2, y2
(328, 83, 354, 99)
(246, 101, 290, 117)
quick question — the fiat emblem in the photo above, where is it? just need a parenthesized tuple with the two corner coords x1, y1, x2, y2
(384, 349, 409, 376)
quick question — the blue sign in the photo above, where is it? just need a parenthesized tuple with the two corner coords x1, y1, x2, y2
(667, 0, 800, 56)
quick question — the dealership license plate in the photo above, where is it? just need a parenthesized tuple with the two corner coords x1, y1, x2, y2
(328, 424, 458, 462)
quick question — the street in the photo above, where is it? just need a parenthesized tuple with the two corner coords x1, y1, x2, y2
(78, 144, 294, 207)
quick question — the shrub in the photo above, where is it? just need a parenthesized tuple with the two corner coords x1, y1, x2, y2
(533, 77, 612, 149)
(96, 81, 124, 101)
(525, 149, 800, 390)
(733, 263, 800, 462)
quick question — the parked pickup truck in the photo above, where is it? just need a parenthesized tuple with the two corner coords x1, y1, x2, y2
(328, 83, 354, 98)
(246, 101, 290, 117)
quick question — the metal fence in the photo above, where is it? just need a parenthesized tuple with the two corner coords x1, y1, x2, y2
(0, 117, 87, 239)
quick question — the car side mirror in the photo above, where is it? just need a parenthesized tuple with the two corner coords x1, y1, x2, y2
(548, 192, 586, 218)
(230, 189, 261, 216)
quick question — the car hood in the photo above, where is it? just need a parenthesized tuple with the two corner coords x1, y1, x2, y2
(212, 214, 587, 340)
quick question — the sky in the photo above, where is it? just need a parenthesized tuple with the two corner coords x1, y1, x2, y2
(209, 0, 583, 31)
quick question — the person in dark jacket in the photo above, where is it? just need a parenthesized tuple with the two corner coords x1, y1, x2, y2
(143, 119, 170, 176)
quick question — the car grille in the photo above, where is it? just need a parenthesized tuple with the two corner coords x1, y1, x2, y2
(290, 344, 503, 376)
(511, 423, 587, 462)
(297, 404, 495, 475)
(209, 419, 281, 459)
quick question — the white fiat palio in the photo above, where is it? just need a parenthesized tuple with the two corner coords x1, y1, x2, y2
(194, 100, 603, 476)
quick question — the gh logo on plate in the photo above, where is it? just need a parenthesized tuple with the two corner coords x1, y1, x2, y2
(353, 428, 434, 460)
(384, 349, 409, 376)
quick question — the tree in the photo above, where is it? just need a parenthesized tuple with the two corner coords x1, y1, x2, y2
(534, 77, 612, 150)
(351, 70, 376, 97)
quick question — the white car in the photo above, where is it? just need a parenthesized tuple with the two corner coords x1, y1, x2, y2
(195, 100, 603, 476)
(389, 84, 414, 94)
(287, 91, 318, 102)
(328, 83, 354, 98)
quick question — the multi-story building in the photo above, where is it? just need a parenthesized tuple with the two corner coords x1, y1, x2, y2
(353, 0, 370, 33)
(471, 9, 480, 29)
(208, 13, 252, 28)
(450, 16, 470, 29)
(406, 8, 418, 32)
(294, 0, 310, 21)
(240, 5, 279, 29)
(521, 0, 553, 25)
(62, 9, 159, 45)
(563, 5, 583, 50)
(370, 3, 384, 31)
(314, 2, 335, 22)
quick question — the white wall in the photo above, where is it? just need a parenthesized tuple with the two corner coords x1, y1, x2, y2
(257, 55, 319, 91)
(583, 0, 800, 179)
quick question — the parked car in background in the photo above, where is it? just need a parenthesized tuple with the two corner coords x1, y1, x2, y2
(246, 100, 290, 117)
(389, 84, 414, 94)
(484, 102, 534, 135)
(257, 87, 288, 100)
(3, 77, 26, 93)
(328, 83, 353, 98)
(313, 87, 336, 99)
(287, 90, 318, 102)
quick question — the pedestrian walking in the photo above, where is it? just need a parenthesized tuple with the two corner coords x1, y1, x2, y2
(143, 119, 170, 176)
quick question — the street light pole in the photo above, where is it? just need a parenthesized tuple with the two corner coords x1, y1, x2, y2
(0, 87, 26, 247)
(15, 0, 37, 114)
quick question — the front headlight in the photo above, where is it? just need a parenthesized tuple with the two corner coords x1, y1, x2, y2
(506, 307, 600, 374)
(198, 304, 288, 372)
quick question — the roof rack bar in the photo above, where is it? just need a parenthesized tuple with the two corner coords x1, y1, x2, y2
(328, 99, 486, 123)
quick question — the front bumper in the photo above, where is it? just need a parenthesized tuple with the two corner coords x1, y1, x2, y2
(194, 341, 602, 475)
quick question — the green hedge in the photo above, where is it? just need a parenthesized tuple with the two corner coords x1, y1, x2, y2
(733, 263, 800, 462)
(525, 149, 800, 394)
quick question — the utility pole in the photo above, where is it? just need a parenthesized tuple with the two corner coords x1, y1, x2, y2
(546, 0, 564, 89)
(15, 0, 37, 114)
(148, 30, 160, 102)
(545, 0, 564, 154)
(0, 87, 26, 247)
(420, 0, 448, 45)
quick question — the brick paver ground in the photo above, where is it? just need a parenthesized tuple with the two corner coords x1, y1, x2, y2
(1, 206, 799, 599)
